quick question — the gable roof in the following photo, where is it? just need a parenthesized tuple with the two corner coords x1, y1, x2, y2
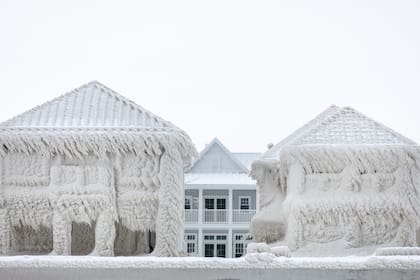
(0, 81, 196, 162)
(0, 81, 174, 131)
(187, 138, 249, 173)
(261, 105, 416, 160)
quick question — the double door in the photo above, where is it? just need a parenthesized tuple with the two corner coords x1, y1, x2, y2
(204, 197, 227, 223)
(204, 243, 226, 258)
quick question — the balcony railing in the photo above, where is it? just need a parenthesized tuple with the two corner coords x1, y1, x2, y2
(232, 209, 256, 223)
(184, 209, 256, 224)
(204, 209, 228, 223)
(185, 209, 199, 223)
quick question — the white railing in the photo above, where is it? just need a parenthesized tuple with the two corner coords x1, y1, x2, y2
(203, 209, 228, 223)
(232, 209, 256, 223)
(185, 209, 199, 223)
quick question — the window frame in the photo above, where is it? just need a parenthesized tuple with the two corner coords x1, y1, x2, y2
(238, 196, 251, 210)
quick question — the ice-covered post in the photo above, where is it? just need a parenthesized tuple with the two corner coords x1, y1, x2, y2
(0, 200, 9, 255)
(93, 210, 116, 256)
(52, 210, 71, 255)
(284, 163, 305, 250)
(152, 145, 184, 256)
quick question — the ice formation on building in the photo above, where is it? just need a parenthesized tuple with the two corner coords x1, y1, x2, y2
(250, 105, 420, 253)
(0, 81, 196, 257)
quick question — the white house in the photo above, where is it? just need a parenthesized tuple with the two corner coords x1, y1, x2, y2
(0, 81, 196, 257)
(251, 105, 420, 255)
(183, 138, 260, 258)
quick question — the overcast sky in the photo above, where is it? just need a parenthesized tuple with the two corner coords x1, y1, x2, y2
(0, 0, 419, 153)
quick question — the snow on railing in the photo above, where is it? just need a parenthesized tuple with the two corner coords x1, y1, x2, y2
(232, 210, 256, 223)
(203, 209, 228, 223)
(184, 210, 199, 223)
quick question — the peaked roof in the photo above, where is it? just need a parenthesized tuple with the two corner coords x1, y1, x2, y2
(261, 105, 416, 160)
(0, 81, 196, 161)
(187, 138, 250, 173)
(0, 81, 175, 131)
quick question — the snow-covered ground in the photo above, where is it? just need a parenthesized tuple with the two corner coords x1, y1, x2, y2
(0, 254, 419, 280)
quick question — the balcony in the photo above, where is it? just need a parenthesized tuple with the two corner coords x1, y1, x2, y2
(232, 209, 256, 223)
(185, 209, 198, 223)
(184, 209, 256, 224)
(204, 209, 228, 223)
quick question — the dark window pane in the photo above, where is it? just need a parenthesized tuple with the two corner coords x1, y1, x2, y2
(205, 244, 214, 257)
(205, 199, 214, 209)
(216, 198, 226, 209)
(216, 244, 226, 258)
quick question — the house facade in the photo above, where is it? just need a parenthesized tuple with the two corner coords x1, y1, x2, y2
(250, 105, 420, 255)
(183, 138, 259, 258)
(0, 81, 196, 257)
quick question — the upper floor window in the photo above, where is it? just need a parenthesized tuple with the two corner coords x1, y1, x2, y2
(239, 196, 250, 210)
(185, 196, 192, 209)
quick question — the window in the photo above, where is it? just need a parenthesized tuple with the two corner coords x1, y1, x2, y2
(184, 196, 192, 210)
(235, 243, 244, 257)
(187, 243, 195, 253)
(204, 235, 214, 240)
(184, 234, 197, 255)
(216, 198, 226, 210)
(233, 233, 252, 258)
(205, 198, 215, 209)
(239, 196, 250, 210)
(216, 235, 227, 240)
(186, 235, 195, 241)
(217, 244, 226, 258)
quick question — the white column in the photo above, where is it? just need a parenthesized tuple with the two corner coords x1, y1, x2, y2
(198, 188, 203, 224)
(227, 228, 233, 258)
(198, 228, 203, 257)
(228, 188, 233, 224)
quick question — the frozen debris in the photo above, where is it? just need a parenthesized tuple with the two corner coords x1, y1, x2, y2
(270, 246, 291, 257)
(246, 242, 271, 254)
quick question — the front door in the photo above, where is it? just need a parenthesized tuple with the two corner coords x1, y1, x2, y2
(204, 244, 214, 257)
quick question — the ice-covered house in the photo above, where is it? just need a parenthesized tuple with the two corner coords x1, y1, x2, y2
(183, 138, 259, 258)
(251, 105, 420, 254)
(0, 81, 196, 257)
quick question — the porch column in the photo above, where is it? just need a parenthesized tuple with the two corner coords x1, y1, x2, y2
(228, 188, 233, 224)
(0, 208, 9, 255)
(198, 188, 203, 224)
(228, 228, 233, 258)
(93, 210, 116, 256)
(52, 210, 71, 255)
(198, 228, 203, 257)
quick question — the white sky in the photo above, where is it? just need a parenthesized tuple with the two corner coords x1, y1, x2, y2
(0, 0, 419, 153)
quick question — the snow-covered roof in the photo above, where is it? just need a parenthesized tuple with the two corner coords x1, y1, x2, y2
(233, 153, 261, 170)
(0, 81, 174, 130)
(184, 173, 255, 186)
(261, 105, 417, 160)
(0, 81, 196, 162)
